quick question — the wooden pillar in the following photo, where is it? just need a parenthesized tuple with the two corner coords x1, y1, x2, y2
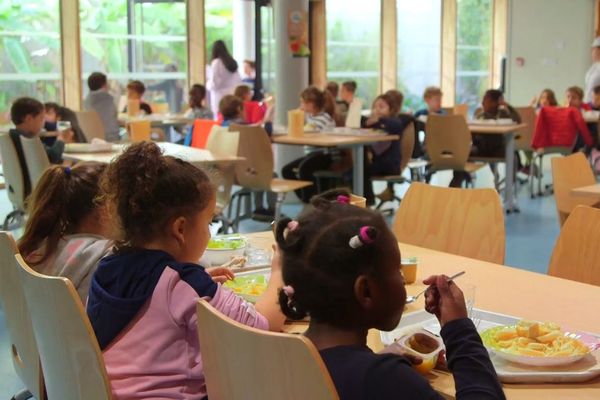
(440, 0, 457, 107)
(491, 0, 508, 89)
(187, 0, 206, 85)
(310, 0, 327, 88)
(60, 0, 82, 110)
(380, 0, 397, 93)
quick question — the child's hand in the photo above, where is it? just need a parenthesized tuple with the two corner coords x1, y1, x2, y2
(205, 266, 235, 283)
(271, 244, 282, 273)
(423, 275, 468, 327)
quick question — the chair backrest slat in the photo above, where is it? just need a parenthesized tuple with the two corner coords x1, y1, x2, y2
(425, 114, 471, 171)
(230, 124, 274, 191)
(19, 135, 50, 189)
(0, 133, 26, 209)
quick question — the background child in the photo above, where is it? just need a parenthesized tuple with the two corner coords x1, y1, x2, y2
(86, 142, 284, 398)
(566, 86, 591, 111)
(532, 89, 558, 109)
(362, 93, 412, 205)
(384, 89, 404, 117)
(340, 81, 357, 107)
(44, 102, 87, 143)
(184, 84, 214, 120)
(275, 197, 504, 399)
(18, 162, 112, 302)
(281, 86, 337, 202)
(84, 72, 120, 142)
(415, 86, 445, 118)
(234, 84, 267, 124)
(9, 97, 71, 198)
(124, 80, 153, 115)
(590, 86, 600, 110)
(219, 94, 245, 127)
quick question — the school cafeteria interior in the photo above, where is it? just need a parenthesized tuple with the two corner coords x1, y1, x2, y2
(2, 0, 600, 399)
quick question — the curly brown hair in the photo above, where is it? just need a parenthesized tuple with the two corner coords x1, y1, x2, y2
(100, 142, 215, 249)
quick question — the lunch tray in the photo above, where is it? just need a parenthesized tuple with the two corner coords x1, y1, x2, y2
(381, 309, 600, 383)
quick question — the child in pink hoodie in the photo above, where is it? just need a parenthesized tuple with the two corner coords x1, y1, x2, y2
(87, 142, 285, 399)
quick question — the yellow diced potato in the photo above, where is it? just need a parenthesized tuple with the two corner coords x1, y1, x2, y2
(495, 328, 518, 341)
(537, 331, 562, 343)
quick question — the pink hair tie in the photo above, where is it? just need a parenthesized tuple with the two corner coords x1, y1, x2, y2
(336, 195, 351, 204)
(349, 226, 378, 249)
(282, 285, 295, 298)
(287, 220, 299, 232)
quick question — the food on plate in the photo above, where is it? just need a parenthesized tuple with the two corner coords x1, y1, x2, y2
(220, 256, 247, 270)
(206, 236, 247, 250)
(223, 273, 267, 302)
(482, 320, 590, 357)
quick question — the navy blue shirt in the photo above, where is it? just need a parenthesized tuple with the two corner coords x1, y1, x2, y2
(320, 318, 505, 400)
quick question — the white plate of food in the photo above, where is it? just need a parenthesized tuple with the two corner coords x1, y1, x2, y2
(480, 320, 598, 367)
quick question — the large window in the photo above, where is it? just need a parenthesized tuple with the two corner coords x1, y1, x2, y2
(456, 0, 493, 111)
(80, 0, 188, 112)
(397, 0, 441, 112)
(326, 0, 380, 106)
(0, 1, 62, 113)
(260, 5, 276, 95)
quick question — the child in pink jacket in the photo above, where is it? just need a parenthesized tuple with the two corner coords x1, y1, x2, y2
(87, 142, 284, 399)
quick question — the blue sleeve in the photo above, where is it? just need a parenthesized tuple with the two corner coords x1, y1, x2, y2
(441, 319, 506, 400)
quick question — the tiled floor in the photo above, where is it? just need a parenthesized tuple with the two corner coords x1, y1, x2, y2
(0, 161, 564, 395)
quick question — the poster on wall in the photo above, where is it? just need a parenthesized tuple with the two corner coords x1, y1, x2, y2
(288, 10, 310, 57)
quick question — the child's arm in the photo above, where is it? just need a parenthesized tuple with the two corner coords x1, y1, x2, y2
(254, 245, 286, 332)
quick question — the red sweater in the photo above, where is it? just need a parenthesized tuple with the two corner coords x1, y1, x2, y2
(532, 107, 593, 149)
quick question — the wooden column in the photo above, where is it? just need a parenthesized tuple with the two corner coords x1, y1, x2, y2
(380, 0, 397, 93)
(310, 0, 327, 88)
(440, 0, 456, 107)
(187, 0, 206, 85)
(491, 0, 508, 89)
(60, 0, 82, 110)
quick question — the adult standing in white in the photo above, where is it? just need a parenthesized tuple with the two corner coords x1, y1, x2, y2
(584, 37, 600, 103)
(206, 40, 242, 117)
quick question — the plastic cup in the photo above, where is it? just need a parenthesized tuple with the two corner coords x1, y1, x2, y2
(461, 283, 476, 318)
(401, 257, 418, 284)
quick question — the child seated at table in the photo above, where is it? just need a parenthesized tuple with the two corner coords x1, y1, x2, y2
(361, 93, 413, 205)
(414, 87, 447, 158)
(234, 84, 267, 124)
(219, 94, 245, 127)
(45, 102, 86, 143)
(86, 141, 285, 399)
(84, 72, 120, 142)
(9, 97, 72, 198)
(531, 88, 558, 110)
(449, 89, 521, 187)
(566, 86, 591, 111)
(274, 196, 505, 400)
(123, 80, 153, 115)
(18, 162, 112, 303)
(384, 89, 405, 117)
(281, 86, 338, 203)
(184, 84, 214, 121)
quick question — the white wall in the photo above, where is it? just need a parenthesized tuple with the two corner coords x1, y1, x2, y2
(506, 0, 595, 106)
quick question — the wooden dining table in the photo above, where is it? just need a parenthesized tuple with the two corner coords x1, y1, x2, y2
(468, 122, 528, 214)
(271, 130, 399, 197)
(117, 113, 193, 128)
(244, 231, 600, 399)
(63, 141, 244, 169)
(571, 183, 600, 198)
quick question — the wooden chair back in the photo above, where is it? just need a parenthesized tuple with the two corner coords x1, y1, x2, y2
(441, 107, 454, 115)
(206, 126, 240, 209)
(196, 299, 338, 400)
(230, 123, 273, 191)
(128, 120, 152, 142)
(514, 106, 536, 151)
(0, 232, 44, 399)
(75, 110, 106, 142)
(191, 119, 219, 149)
(549, 206, 600, 286)
(399, 120, 415, 174)
(19, 135, 50, 189)
(0, 133, 26, 209)
(16, 255, 112, 400)
(551, 152, 598, 226)
(425, 114, 471, 171)
(393, 182, 505, 264)
(453, 103, 469, 120)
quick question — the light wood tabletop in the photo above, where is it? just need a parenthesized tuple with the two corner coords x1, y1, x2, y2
(467, 122, 528, 135)
(245, 231, 600, 399)
(271, 132, 399, 147)
(63, 142, 244, 167)
(118, 114, 193, 127)
(571, 183, 600, 198)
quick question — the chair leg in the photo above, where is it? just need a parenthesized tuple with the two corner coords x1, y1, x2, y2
(537, 154, 544, 196)
(11, 389, 33, 400)
(274, 193, 286, 221)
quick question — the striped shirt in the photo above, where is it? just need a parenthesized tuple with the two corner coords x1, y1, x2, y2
(306, 112, 335, 131)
